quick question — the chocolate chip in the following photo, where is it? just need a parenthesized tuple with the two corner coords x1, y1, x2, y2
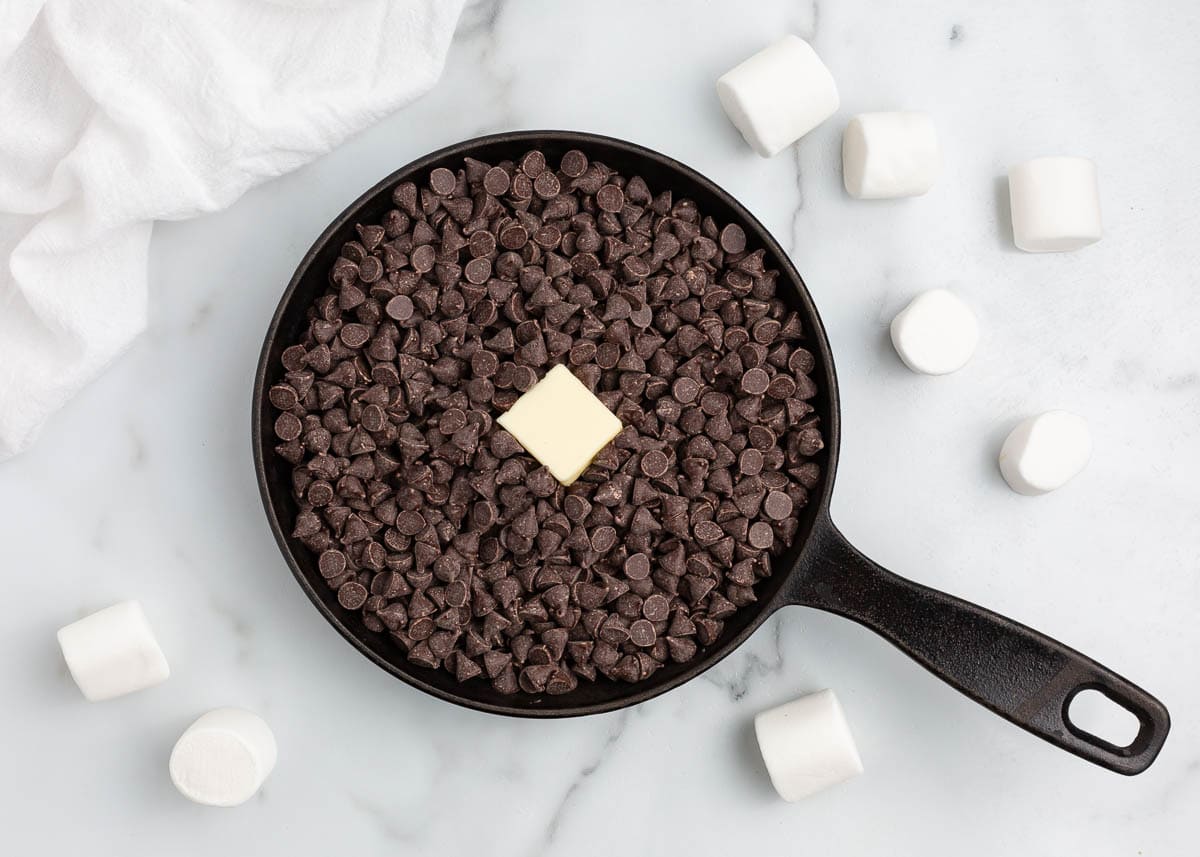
(719, 223, 746, 254)
(629, 619, 656, 647)
(533, 171, 560, 199)
(274, 413, 302, 441)
(642, 593, 669, 622)
(748, 521, 774, 549)
(338, 581, 369, 610)
(319, 549, 347, 579)
(396, 510, 426, 536)
(767, 374, 796, 399)
(741, 367, 770, 395)
(763, 490, 793, 520)
(672, 377, 700, 404)
(595, 184, 625, 213)
(429, 167, 456, 196)
(752, 318, 781, 345)
(797, 427, 824, 456)
(591, 526, 618, 554)
(499, 223, 528, 250)
(463, 257, 492, 285)
(410, 244, 436, 274)
(739, 448, 765, 476)
(268, 384, 298, 410)
(510, 173, 533, 201)
(560, 149, 588, 177)
(386, 294, 414, 321)
(625, 552, 651, 580)
(519, 150, 546, 177)
(639, 450, 669, 478)
(483, 166, 510, 196)
(694, 520, 723, 544)
(700, 391, 729, 416)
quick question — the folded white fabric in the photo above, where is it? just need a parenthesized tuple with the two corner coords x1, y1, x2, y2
(0, 0, 465, 460)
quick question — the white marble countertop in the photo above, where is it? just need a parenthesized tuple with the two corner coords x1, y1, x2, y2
(4, 1, 1198, 853)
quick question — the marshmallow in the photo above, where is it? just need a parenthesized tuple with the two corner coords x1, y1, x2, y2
(842, 111, 940, 199)
(717, 35, 839, 158)
(998, 410, 1091, 495)
(57, 600, 170, 701)
(1008, 156, 1102, 252)
(755, 689, 863, 802)
(170, 708, 278, 807)
(890, 289, 979, 375)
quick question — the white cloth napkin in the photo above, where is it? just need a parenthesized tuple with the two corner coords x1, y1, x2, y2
(0, 0, 465, 460)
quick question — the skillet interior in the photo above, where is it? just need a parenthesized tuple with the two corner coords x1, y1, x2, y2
(253, 130, 841, 716)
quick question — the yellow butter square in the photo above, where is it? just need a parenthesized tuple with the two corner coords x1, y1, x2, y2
(496, 364, 622, 486)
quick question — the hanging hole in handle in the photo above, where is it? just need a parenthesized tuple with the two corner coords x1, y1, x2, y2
(1065, 686, 1144, 750)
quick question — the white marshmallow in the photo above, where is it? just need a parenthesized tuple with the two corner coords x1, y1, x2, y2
(889, 289, 979, 375)
(998, 410, 1092, 495)
(755, 689, 863, 802)
(170, 708, 278, 807)
(842, 111, 940, 199)
(57, 600, 170, 702)
(1008, 156, 1101, 252)
(717, 35, 839, 158)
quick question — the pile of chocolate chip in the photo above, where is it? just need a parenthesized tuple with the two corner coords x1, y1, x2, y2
(271, 147, 824, 695)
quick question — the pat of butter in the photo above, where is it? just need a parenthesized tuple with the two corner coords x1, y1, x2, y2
(497, 364, 622, 486)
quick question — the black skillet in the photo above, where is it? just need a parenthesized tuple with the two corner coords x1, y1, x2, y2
(253, 130, 1169, 775)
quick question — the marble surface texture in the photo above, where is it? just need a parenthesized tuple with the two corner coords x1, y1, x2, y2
(3, 1, 1198, 853)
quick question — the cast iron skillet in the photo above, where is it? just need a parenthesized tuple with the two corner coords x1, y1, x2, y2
(253, 130, 1169, 775)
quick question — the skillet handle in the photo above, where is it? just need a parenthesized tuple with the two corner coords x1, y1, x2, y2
(789, 515, 1169, 775)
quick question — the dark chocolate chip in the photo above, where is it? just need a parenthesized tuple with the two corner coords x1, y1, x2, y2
(338, 581, 369, 610)
(625, 552, 651, 580)
(719, 223, 746, 254)
(483, 167, 510, 196)
(429, 167, 456, 196)
(560, 149, 588, 177)
(386, 294, 414, 321)
(741, 367, 770, 395)
(639, 450, 669, 478)
(595, 184, 625, 213)
(748, 521, 774, 549)
(763, 490, 793, 521)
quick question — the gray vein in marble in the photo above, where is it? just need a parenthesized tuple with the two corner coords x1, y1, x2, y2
(536, 710, 630, 855)
(702, 619, 786, 701)
(785, 0, 818, 259)
(950, 24, 964, 43)
(127, 424, 147, 469)
(455, 0, 503, 40)
(90, 513, 110, 552)
(788, 0, 819, 41)
(456, 0, 515, 131)
(788, 141, 806, 259)
(207, 593, 254, 663)
(187, 301, 213, 334)
(348, 793, 420, 845)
